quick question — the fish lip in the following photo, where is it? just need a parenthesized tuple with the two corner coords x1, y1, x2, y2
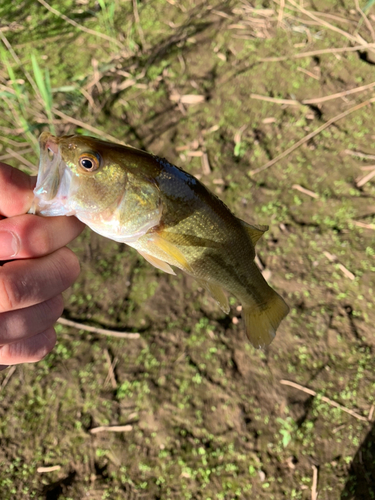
(45, 137, 59, 155)
(39, 131, 58, 153)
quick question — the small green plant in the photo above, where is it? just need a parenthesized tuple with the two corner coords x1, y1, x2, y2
(276, 417, 297, 448)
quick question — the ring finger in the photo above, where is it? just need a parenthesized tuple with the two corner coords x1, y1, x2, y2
(0, 328, 57, 365)
(0, 295, 64, 345)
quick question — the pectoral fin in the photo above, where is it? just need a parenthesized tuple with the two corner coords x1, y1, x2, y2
(240, 220, 269, 246)
(197, 279, 230, 314)
(149, 232, 193, 273)
(138, 250, 176, 275)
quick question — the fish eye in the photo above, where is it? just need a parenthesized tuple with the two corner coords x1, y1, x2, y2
(79, 153, 100, 172)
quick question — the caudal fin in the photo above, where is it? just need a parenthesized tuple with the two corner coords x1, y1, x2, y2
(242, 291, 289, 349)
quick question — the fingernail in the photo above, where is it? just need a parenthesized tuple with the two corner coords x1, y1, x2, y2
(0, 231, 19, 259)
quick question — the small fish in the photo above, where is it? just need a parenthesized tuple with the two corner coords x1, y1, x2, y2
(31, 132, 289, 348)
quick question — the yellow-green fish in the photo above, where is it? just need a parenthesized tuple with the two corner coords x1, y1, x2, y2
(31, 132, 289, 348)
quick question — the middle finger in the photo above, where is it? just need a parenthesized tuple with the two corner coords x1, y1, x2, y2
(0, 247, 80, 313)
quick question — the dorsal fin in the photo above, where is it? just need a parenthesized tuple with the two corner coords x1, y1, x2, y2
(240, 220, 268, 246)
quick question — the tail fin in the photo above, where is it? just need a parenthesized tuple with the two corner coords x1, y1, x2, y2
(242, 291, 289, 349)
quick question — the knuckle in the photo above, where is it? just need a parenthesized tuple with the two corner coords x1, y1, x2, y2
(17, 218, 53, 256)
(35, 329, 57, 361)
(44, 295, 64, 321)
(34, 230, 53, 256)
(54, 247, 81, 286)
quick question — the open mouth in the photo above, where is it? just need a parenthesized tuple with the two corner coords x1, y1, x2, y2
(31, 132, 74, 217)
(35, 133, 62, 201)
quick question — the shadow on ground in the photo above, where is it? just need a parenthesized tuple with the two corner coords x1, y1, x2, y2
(341, 421, 375, 499)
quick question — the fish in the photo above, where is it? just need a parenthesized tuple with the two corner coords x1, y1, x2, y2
(31, 132, 289, 348)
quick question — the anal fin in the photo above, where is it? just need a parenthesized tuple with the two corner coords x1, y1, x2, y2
(197, 279, 230, 314)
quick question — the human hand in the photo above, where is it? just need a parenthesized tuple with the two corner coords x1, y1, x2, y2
(0, 162, 84, 371)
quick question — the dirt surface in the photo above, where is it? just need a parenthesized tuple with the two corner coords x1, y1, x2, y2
(1, 1, 375, 499)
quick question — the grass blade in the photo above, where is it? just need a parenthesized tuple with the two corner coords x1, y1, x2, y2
(31, 54, 56, 134)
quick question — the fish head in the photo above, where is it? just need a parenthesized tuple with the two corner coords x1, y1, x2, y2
(32, 132, 128, 220)
(32, 132, 162, 242)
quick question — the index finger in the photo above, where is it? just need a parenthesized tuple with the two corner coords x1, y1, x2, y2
(0, 162, 36, 217)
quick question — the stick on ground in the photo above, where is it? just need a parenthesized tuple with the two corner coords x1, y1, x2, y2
(303, 81, 375, 105)
(249, 97, 375, 175)
(57, 317, 140, 339)
(90, 425, 133, 434)
(280, 379, 368, 421)
(260, 43, 375, 62)
(36, 0, 125, 49)
(311, 465, 318, 500)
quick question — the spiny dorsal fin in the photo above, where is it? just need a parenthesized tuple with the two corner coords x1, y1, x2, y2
(240, 220, 269, 246)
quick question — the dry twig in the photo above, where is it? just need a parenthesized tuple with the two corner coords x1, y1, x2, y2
(297, 67, 320, 80)
(292, 184, 319, 198)
(280, 380, 367, 421)
(52, 109, 127, 145)
(345, 149, 375, 160)
(323, 251, 355, 280)
(170, 94, 205, 104)
(352, 220, 375, 230)
(250, 93, 298, 105)
(354, 0, 375, 42)
(356, 167, 375, 187)
(277, 0, 285, 27)
(57, 317, 140, 339)
(0, 365, 16, 390)
(37, 465, 61, 473)
(0, 137, 29, 147)
(303, 81, 375, 105)
(0, 147, 32, 162)
(36, 0, 125, 49)
(103, 348, 117, 389)
(260, 43, 375, 62)
(201, 153, 211, 174)
(0, 32, 40, 97)
(369, 405, 375, 422)
(90, 425, 133, 434)
(287, 0, 360, 44)
(249, 97, 375, 175)
(132, 0, 146, 48)
(6, 147, 36, 172)
(311, 465, 319, 500)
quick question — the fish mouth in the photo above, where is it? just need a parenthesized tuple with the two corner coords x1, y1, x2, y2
(30, 132, 74, 216)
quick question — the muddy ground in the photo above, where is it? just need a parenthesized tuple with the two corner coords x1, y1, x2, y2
(1, 1, 375, 499)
